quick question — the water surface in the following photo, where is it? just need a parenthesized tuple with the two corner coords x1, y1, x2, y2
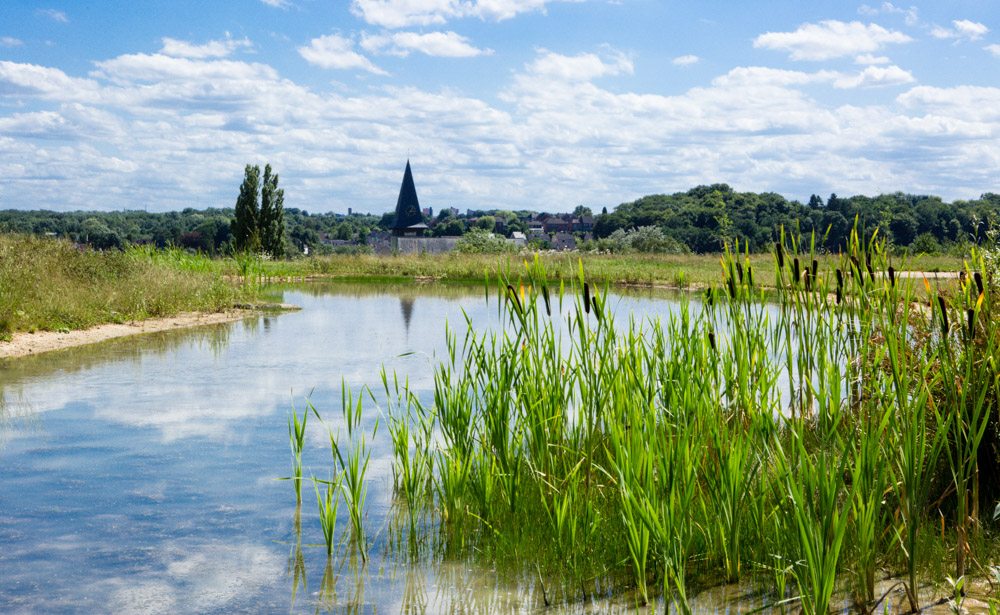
(2, 283, 711, 614)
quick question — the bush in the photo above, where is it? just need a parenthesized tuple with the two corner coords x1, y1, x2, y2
(454, 229, 518, 254)
(592, 226, 689, 254)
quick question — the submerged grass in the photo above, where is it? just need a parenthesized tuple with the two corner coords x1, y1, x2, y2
(290, 226, 1000, 611)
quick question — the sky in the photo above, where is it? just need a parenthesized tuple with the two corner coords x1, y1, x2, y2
(0, 1, 998, 214)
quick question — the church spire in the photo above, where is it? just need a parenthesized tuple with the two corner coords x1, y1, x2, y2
(392, 160, 424, 235)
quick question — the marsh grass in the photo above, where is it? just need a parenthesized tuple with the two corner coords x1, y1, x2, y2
(289, 229, 1000, 611)
(0, 234, 244, 337)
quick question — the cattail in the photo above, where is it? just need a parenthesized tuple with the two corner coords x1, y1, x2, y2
(804, 268, 811, 292)
(542, 285, 551, 316)
(708, 330, 716, 352)
(507, 284, 522, 314)
(967, 308, 975, 339)
(726, 275, 737, 299)
(583, 282, 591, 314)
(865, 254, 874, 279)
(736, 262, 744, 284)
(851, 256, 863, 286)
(776, 242, 785, 268)
(592, 291, 602, 322)
(811, 259, 818, 278)
(836, 286, 843, 305)
(746, 265, 753, 287)
(937, 296, 949, 338)
(888, 266, 895, 288)
(974, 271, 984, 296)
(792, 258, 800, 285)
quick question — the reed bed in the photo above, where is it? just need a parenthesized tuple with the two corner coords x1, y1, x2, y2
(297, 228, 1000, 612)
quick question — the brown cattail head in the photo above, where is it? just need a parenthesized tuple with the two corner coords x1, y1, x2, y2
(888, 266, 895, 288)
(736, 262, 744, 284)
(836, 268, 843, 289)
(811, 259, 818, 278)
(747, 265, 754, 287)
(507, 284, 523, 314)
(836, 286, 843, 305)
(792, 258, 800, 284)
(708, 330, 717, 352)
(937, 295, 949, 338)
(776, 242, 785, 268)
(804, 269, 811, 292)
(967, 308, 975, 339)
(726, 275, 737, 299)
(974, 271, 984, 296)
(542, 285, 551, 316)
(583, 282, 591, 314)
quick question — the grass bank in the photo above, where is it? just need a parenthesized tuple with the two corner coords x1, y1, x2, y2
(0, 234, 247, 340)
(228, 251, 964, 289)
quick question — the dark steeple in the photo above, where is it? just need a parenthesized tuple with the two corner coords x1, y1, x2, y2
(392, 160, 425, 235)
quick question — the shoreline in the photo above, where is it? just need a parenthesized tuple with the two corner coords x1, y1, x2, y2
(0, 304, 299, 360)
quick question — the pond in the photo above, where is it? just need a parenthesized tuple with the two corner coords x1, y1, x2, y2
(1, 282, 719, 614)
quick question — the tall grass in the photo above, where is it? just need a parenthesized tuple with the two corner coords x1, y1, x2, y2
(288, 228, 1000, 610)
(0, 234, 245, 337)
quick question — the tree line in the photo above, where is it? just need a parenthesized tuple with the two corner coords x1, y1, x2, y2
(2, 183, 998, 255)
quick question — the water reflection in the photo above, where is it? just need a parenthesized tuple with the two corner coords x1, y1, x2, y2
(0, 281, 720, 614)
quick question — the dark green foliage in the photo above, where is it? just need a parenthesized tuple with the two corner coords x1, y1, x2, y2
(259, 164, 286, 258)
(231, 164, 261, 253)
(593, 185, 1000, 254)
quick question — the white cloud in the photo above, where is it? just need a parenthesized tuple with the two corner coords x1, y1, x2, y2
(297, 33, 387, 74)
(36, 8, 68, 23)
(361, 30, 492, 57)
(931, 19, 989, 42)
(350, 0, 575, 28)
(858, 2, 919, 26)
(987, 44, 1000, 58)
(834, 65, 915, 88)
(259, 0, 291, 7)
(525, 48, 633, 81)
(160, 35, 252, 59)
(672, 54, 700, 67)
(0, 36, 23, 47)
(855, 53, 890, 65)
(754, 20, 912, 61)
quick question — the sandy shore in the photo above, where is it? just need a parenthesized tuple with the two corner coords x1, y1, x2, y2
(1, 309, 261, 359)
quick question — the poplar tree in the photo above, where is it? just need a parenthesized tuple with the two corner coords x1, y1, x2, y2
(231, 164, 261, 253)
(259, 164, 286, 258)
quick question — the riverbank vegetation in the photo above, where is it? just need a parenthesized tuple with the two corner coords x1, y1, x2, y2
(298, 229, 1000, 612)
(0, 234, 245, 340)
(3, 185, 999, 257)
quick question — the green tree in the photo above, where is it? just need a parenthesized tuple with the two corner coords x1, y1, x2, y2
(231, 164, 261, 253)
(259, 164, 286, 258)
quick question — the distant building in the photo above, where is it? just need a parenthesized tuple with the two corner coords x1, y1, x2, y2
(551, 232, 577, 251)
(391, 161, 427, 237)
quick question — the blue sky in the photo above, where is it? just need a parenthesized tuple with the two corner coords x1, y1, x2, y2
(0, 1, 998, 214)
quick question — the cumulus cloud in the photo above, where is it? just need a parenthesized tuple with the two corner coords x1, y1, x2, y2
(858, 2, 919, 26)
(160, 35, 252, 59)
(0, 43, 998, 215)
(931, 19, 989, 42)
(524, 48, 633, 81)
(361, 30, 492, 57)
(297, 33, 387, 74)
(0, 36, 23, 47)
(753, 20, 912, 61)
(672, 54, 700, 67)
(855, 53, 890, 65)
(36, 8, 69, 23)
(987, 44, 1000, 58)
(350, 0, 574, 28)
(259, 0, 291, 7)
(833, 65, 915, 88)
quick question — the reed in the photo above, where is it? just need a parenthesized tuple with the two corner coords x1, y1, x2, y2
(283, 222, 1000, 610)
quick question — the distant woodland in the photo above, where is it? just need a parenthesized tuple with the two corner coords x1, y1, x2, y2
(2, 184, 999, 255)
